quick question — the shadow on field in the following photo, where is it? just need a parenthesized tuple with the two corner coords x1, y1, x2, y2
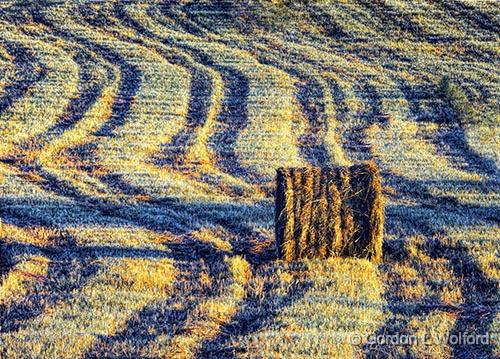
(398, 77, 499, 180)
(198, 264, 314, 358)
(341, 71, 500, 357)
(357, 0, 427, 40)
(342, 80, 383, 162)
(82, 248, 312, 358)
(276, 65, 331, 167)
(165, 1, 239, 36)
(0, 193, 273, 337)
(0, 166, 273, 336)
(4, 165, 497, 356)
(0, 187, 311, 359)
(0, 2, 498, 357)
(307, 5, 348, 39)
(0, 149, 313, 358)
(363, 173, 499, 358)
(22, 48, 106, 151)
(150, 2, 334, 170)
(433, 125, 499, 180)
(109, 2, 259, 184)
(0, 232, 100, 334)
(113, 1, 214, 171)
(156, 63, 212, 168)
(156, 1, 207, 37)
(170, 45, 253, 182)
(434, 0, 500, 38)
(295, 74, 331, 166)
(82, 238, 230, 358)
(17, 3, 144, 154)
(36, 4, 142, 140)
(0, 42, 46, 116)
(241, 40, 334, 168)
(0, 240, 14, 281)
(0, 17, 118, 322)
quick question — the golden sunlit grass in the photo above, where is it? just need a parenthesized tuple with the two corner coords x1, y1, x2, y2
(0, 256, 49, 308)
(233, 258, 385, 358)
(0, 0, 498, 358)
(0, 26, 79, 158)
(367, 118, 482, 181)
(107, 258, 175, 292)
(0, 257, 176, 358)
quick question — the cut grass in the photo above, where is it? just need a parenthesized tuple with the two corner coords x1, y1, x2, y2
(0, 0, 498, 358)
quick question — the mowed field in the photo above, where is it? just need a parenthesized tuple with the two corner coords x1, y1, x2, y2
(0, 0, 499, 358)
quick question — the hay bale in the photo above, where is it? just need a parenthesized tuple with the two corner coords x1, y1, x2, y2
(316, 169, 330, 259)
(325, 168, 342, 257)
(275, 162, 384, 263)
(297, 167, 314, 259)
(338, 166, 355, 254)
(343, 162, 384, 262)
(275, 168, 295, 260)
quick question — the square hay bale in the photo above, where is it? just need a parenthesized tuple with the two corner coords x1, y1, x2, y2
(275, 162, 384, 263)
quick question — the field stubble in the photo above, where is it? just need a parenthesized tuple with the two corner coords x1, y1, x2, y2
(0, 1, 499, 358)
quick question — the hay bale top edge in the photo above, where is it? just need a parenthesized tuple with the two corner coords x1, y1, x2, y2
(276, 161, 380, 175)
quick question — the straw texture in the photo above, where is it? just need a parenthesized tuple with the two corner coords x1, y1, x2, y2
(275, 162, 384, 262)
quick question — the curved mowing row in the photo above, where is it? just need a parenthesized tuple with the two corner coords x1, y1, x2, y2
(0, 1, 498, 358)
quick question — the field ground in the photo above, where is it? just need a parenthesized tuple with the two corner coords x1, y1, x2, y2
(0, 1, 499, 358)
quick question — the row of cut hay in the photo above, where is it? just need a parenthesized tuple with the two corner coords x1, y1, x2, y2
(44, 5, 214, 201)
(275, 162, 384, 262)
(111, 5, 261, 198)
(0, 30, 80, 159)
